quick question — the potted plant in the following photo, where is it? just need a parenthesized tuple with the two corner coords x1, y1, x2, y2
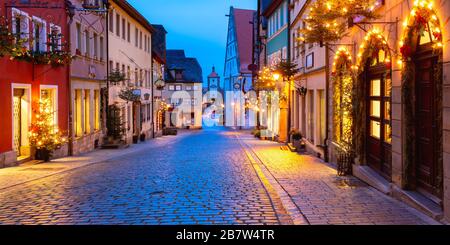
(133, 135, 139, 144)
(290, 128, 304, 150)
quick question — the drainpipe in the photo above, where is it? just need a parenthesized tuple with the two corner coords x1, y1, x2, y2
(323, 43, 330, 163)
(67, 3, 74, 156)
(105, 1, 110, 137)
(287, 0, 291, 143)
(151, 57, 155, 138)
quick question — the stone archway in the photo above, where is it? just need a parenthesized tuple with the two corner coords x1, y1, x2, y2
(400, 0, 444, 197)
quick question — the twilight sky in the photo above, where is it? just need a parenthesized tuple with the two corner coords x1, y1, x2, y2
(128, 0, 257, 86)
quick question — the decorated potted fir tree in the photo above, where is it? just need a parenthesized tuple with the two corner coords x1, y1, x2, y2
(29, 99, 67, 162)
(289, 128, 304, 151)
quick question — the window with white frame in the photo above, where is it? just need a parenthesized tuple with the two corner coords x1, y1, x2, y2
(93, 33, 98, 58)
(76, 23, 82, 52)
(11, 8, 29, 49)
(32, 16, 46, 53)
(49, 24, 61, 52)
(84, 30, 90, 56)
(40, 87, 58, 125)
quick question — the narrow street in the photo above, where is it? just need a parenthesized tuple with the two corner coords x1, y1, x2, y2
(0, 128, 437, 225)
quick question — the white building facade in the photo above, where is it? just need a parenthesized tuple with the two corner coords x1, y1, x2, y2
(108, 0, 153, 144)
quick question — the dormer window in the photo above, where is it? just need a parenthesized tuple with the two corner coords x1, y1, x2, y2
(175, 70, 183, 80)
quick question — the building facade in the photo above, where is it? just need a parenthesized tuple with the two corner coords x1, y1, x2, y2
(262, 0, 290, 142)
(69, 0, 107, 155)
(151, 24, 167, 137)
(0, 0, 70, 167)
(107, 0, 153, 144)
(163, 50, 203, 129)
(290, 0, 327, 158)
(325, 0, 450, 221)
(223, 7, 256, 128)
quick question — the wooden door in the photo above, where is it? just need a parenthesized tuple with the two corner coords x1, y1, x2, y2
(415, 45, 441, 197)
(366, 67, 392, 180)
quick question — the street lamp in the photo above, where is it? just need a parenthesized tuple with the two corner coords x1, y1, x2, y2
(272, 73, 280, 81)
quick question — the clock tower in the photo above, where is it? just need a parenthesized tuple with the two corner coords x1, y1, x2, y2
(206, 66, 221, 100)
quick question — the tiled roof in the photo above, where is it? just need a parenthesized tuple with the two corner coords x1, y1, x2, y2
(151, 24, 167, 64)
(112, 0, 154, 33)
(208, 66, 219, 78)
(165, 50, 203, 83)
(234, 8, 256, 73)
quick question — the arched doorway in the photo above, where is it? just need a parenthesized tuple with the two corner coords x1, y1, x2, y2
(332, 48, 354, 152)
(401, 1, 444, 198)
(355, 30, 393, 180)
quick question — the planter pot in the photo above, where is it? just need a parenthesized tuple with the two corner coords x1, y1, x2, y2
(35, 148, 51, 162)
(132, 135, 139, 144)
(140, 133, 146, 142)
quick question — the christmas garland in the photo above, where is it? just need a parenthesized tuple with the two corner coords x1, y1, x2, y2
(1, 15, 73, 66)
(331, 48, 354, 152)
(400, 0, 443, 189)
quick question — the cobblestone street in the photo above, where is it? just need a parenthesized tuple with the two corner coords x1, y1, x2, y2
(0, 128, 439, 225)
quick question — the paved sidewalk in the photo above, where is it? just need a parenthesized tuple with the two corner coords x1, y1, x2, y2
(0, 132, 191, 191)
(239, 133, 440, 225)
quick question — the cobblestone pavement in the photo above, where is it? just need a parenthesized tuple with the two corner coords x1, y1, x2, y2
(0, 128, 280, 225)
(0, 128, 439, 225)
(239, 133, 439, 225)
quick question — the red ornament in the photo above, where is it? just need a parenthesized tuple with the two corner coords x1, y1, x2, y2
(400, 44, 412, 58)
(433, 31, 442, 41)
(385, 61, 392, 70)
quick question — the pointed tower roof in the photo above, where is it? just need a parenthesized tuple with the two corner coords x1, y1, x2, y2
(208, 66, 219, 78)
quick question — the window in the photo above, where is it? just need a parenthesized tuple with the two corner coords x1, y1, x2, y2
(135, 27, 138, 47)
(109, 10, 114, 32)
(144, 35, 147, 51)
(168, 85, 175, 91)
(127, 22, 131, 42)
(115, 14, 120, 36)
(185, 85, 192, 91)
(75, 89, 83, 137)
(121, 18, 125, 40)
(32, 17, 46, 53)
(175, 85, 182, 91)
(139, 31, 142, 49)
(40, 87, 57, 125)
(94, 90, 100, 130)
(11, 8, 29, 49)
(93, 33, 98, 58)
(193, 85, 199, 91)
(84, 30, 90, 56)
(49, 24, 61, 52)
(76, 23, 82, 51)
(99, 36, 104, 60)
(306, 53, 314, 69)
(135, 68, 138, 84)
(84, 89, 90, 134)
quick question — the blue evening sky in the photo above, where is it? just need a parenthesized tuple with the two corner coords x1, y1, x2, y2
(128, 0, 257, 86)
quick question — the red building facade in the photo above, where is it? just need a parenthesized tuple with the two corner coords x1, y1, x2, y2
(0, 0, 69, 167)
